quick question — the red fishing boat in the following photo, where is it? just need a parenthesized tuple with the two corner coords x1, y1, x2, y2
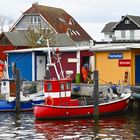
(34, 40, 131, 120)
(34, 79, 131, 119)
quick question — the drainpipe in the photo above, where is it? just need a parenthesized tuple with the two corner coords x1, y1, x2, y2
(77, 50, 80, 74)
(76, 50, 80, 83)
(32, 52, 35, 81)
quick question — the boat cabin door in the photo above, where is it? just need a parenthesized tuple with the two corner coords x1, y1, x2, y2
(36, 56, 46, 80)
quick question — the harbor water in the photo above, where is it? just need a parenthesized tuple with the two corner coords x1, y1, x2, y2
(0, 101, 140, 140)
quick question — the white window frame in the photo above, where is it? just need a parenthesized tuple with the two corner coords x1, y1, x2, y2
(130, 30, 134, 40)
(26, 16, 42, 27)
(125, 20, 130, 24)
(121, 30, 126, 38)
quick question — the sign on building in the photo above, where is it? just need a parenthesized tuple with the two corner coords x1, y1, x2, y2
(118, 59, 131, 67)
(108, 53, 123, 59)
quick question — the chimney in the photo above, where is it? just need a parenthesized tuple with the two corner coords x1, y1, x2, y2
(32, 2, 39, 7)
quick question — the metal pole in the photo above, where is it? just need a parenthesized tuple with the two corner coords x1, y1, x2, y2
(93, 70, 99, 117)
(15, 68, 21, 112)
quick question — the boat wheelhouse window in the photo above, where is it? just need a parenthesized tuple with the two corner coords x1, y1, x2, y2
(60, 83, 65, 91)
(47, 83, 52, 91)
(66, 82, 71, 90)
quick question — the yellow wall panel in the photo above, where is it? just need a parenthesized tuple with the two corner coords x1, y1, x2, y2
(95, 51, 132, 85)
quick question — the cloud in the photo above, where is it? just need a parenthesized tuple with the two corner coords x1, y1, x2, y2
(81, 22, 105, 41)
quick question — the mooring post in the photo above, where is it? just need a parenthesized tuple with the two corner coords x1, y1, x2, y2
(15, 68, 21, 112)
(93, 70, 99, 117)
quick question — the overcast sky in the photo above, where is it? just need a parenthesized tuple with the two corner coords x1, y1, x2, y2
(0, 0, 140, 41)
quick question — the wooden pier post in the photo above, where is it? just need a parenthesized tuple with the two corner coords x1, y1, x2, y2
(12, 63, 21, 113)
(93, 70, 99, 117)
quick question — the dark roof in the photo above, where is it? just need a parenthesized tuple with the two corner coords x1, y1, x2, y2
(112, 15, 140, 29)
(0, 31, 31, 46)
(0, 31, 76, 47)
(102, 15, 140, 33)
(123, 15, 140, 27)
(21, 3, 93, 41)
(50, 33, 76, 47)
(101, 22, 117, 33)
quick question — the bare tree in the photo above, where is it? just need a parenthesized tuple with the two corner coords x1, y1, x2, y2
(0, 15, 14, 32)
(25, 26, 57, 48)
(0, 15, 6, 32)
(6, 16, 15, 31)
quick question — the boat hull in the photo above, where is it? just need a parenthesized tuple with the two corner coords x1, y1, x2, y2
(34, 93, 131, 120)
(0, 100, 44, 112)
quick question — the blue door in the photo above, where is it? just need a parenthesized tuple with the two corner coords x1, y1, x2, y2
(135, 55, 140, 85)
(8, 53, 32, 81)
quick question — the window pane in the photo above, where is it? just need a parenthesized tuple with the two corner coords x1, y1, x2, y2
(66, 82, 71, 90)
(48, 83, 52, 91)
(130, 30, 134, 40)
(60, 84, 65, 90)
(38, 17, 41, 23)
(34, 17, 37, 22)
(121, 31, 125, 38)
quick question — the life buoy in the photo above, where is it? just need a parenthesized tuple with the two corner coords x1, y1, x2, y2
(45, 96, 54, 105)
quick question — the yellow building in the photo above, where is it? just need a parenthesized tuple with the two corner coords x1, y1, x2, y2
(92, 44, 140, 86)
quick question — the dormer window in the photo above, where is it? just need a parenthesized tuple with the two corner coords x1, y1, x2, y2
(76, 30, 80, 36)
(59, 18, 65, 23)
(69, 18, 74, 25)
(125, 19, 130, 24)
(66, 28, 71, 36)
(71, 30, 77, 35)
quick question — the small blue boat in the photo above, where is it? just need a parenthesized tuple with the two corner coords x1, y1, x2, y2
(0, 99, 44, 112)
(0, 80, 44, 112)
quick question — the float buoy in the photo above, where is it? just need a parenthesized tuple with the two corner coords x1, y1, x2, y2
(45, 96, 54, 105)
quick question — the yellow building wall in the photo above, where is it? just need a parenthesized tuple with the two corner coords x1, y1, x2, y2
(95, 51, 132, 85)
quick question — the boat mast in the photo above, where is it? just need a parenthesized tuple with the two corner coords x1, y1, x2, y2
(55, 48, 64, 79)
(46, 39, 61, 80)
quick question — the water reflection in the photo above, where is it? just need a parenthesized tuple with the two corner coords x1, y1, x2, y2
(35, 115, 128, 139)
(0, 101, 139, 139)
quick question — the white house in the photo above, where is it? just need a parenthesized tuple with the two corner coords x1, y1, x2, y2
(101, 15, 140, 42)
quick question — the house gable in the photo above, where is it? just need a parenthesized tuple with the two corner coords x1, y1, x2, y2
(112, 16, 140, 31)
(101, 15, 140, 42)
(11, 3, 93, 42)
(15, 14, 50, 31)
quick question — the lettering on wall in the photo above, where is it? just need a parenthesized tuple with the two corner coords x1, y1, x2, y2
(108, 53, 123, 59)
(118, 59, 131, 67)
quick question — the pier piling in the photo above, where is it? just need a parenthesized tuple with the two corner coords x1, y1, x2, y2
(93, 70, 99, 117)
(12, 63, 21, 113)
